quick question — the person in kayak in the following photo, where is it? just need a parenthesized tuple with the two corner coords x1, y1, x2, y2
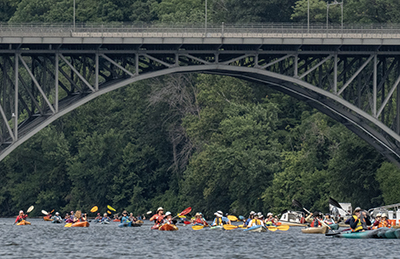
(52, 212, 63, 223)
(323, 214, 335, 225)
(14, 210, 28, 224)
(150, 207, 165, 228)
(162, 211, 177, 225)
(264, 213, 276, 226)
(350, 207, 371, 232)
(101, 213, 111, 223)
(247, 214, 265, 228)
(212, 212, 231, 226)
(372, 213, 381, 227)
(192, 212, 208, 226)
(244, 211, 255, 227)
(306, 212, 322, 227)
(129, 213, 137, 222)
(66, 211, 74, 223)
(378, 213, 391, 228)
(94, 213, 102, 223)
(121, 211, 130, 225)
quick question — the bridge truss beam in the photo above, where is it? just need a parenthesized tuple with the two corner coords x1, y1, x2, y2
(1, 44, 400, 166)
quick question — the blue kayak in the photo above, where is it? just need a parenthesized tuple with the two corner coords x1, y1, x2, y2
(332, 228, 400, 239)
(244, 225, 267, 232)
(118, 221, 142, 227)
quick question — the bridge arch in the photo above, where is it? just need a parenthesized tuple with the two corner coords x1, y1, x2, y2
(1, 63, 400, 166)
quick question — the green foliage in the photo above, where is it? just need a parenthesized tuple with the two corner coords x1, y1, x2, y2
(376, 162, 400, 205)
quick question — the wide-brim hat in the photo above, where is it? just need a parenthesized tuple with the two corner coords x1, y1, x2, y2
(353, 207, 362, 214)
(157, 207, 164, 212)
(214, 212, 222, 217)
(195, 212, 201, 217)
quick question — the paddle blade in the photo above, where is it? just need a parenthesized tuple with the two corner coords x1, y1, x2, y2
(277, 225, 290, 231)
(50, 209, 54, 213)
(329, 197, 343, 209)
(64, 223, 72, 228)
(107, 210, 112, 214)
(227, 215, 238, 222)
(223, 224, 238, 230)
(107, 205, 116, 212)
(41, 210, 48, 215)
(27, 206, 34, 213)
(267, 226, 278, 232)
(179, 207, 192, 216)
(90, 206, 98, 213)
(184, 220, 191, 225)
(146, 211, 152, 215)
(292, 199, 303, 209)
(178, 215, 186, 219)
(192, 225, 204, 230)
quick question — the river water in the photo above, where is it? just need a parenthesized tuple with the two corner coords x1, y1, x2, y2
(0, 218, 399, 258)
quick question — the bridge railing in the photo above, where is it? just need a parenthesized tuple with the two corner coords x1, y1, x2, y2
(1, 23, 400, 38)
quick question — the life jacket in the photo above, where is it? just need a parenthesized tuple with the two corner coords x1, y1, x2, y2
(214, 217, 222, 225)
(310, 219, 320, 227)
(265, 220, 274, 226)
(153, 214, 164, 225)
(194, 218, 203, 224)
(352, 215, 363, 232)
(251, 219, 261, 226)
(378, 219, 390, 228)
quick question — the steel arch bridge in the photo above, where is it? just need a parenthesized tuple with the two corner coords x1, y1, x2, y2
(2, 24, 400, 165)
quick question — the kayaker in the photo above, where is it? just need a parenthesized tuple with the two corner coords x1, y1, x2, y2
(211, 212, 230, 226)
(162, 211, 177, 225)
(129, 213, 137, 222)
(323, 214, 335, 225)
(101, 213, 111, 223)
(372, 213, 381, 227)
(192, 212, 208, 226)
(264, 213, 276, 226)
(66, 211, 75, 223)
(350, 207, 371, 232)
(73, 210, 83, 223)
(51, 212, 63, 223)
(121, 211, 130, 224)
(14, 210, 28, 224)
(247, 214, 265, 228)
(150, 207, 165, 228)
(244, 211, 255, 227)
(64, 213, 70, 222)
(306, 212, 322, 227)
(378, 213, 391, 228)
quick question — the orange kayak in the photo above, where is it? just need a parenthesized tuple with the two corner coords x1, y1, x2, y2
(43, 217, 52, 221)
(159, 224, 178, 231)
(17, 220, 31, 226)
(72, 221, 90, 227)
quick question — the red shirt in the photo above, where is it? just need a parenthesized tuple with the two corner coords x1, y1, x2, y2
(15, 215, 27, 223)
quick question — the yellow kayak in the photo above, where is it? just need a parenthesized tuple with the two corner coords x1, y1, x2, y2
(17, 220, 31, 226)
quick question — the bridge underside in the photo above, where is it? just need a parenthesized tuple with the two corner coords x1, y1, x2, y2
(1, 42, 400, 166)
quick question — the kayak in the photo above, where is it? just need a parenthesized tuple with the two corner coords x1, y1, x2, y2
(52, 220, 62, 224)
(101, 220, 110, 224)
(118, 222, 143, 227)
(244, 225, 267, 232)
(279, 221, 308, 227)
(112, 219, 120, 222)
(209, 225, 224, 230)
(72, 221, 89, 227)
(331, 229, 381, 239)
(159, 224, 178, 231)
(151, 224, 160, 230)
(338, 222, 350, 228)
(43, 217, 52, 221)
(16, 220, 31, 226)
(301, 226, 328, 234)
(327, 223, 339, 230)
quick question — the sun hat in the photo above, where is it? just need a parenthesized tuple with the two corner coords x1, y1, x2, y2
(55, 212, 59, 215)
(157, 207, 164, 212)
(195, 212, 201, 217)
(267, 213, 273, 217)
(381, 213, 387, 218)
(353, 207, 362, 214)
(214, 212, 222, 217)
(376, 213, 382, 217)
(250, 211, 255, 215)
(19, 210, 23, 214)
(217, 210, 223, 215)
(165, 211, 172, 216)
(257, 212, 262, 216)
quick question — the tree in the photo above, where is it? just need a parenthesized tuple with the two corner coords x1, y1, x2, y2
(376, 162, 400, 205)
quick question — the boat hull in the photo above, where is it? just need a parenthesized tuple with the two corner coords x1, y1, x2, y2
(244, 225, 267, 232)
(279, 221, 308, 227)
(159, 224, 178, 231)
(301, 226, 328, 234)
(72, 221, 89, 227)
(17, 220, 31, 226)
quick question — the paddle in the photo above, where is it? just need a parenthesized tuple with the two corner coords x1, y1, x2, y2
(227, 215, 238, 222)
(329, 197, 343, 209)
(64, 223, 72, 228)
(27, 206, 34, 213)
(146, 211, 152, 215)
(107, 205, 116, 212)
(90, 206, 98, 213)
(107, 210, 112, 215)
(223, 224, 238, 230)
(41, 210, 49, 215)
(172, 207, 192, 220)
(267, 226, 278, 232)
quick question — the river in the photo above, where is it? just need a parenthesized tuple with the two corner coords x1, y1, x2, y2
(0, 218, 399, 258)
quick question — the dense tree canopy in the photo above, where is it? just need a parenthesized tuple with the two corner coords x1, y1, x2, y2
(1, 0, 400, 218)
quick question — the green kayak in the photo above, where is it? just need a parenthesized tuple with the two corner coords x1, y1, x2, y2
(209, 225, 224, 230)
(330, 228, 400, 239)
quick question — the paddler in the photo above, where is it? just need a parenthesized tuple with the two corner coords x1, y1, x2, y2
(378, 213, 391, 228)
(306, 212, 322, 227)
(372, 213, 381, 227)
(14, 210, 28, 224)
(162, 211, 177, 225)
(247, 214, 264, 228)
(211, 212, 230, 226)
(350, 207, 371, 232)
(323, 214, 335, 225)
(191, 212, 208, 226)
(51, 212, 63, 223)
(264, 213, 276, 226)
(101, 213, 111, 223)
(149, 207, 165, 229)
(121, 211, 130, 224)
(244, 211, 255, 227)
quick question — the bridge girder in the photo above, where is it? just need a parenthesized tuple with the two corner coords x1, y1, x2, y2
(1, 45, 400, 166)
